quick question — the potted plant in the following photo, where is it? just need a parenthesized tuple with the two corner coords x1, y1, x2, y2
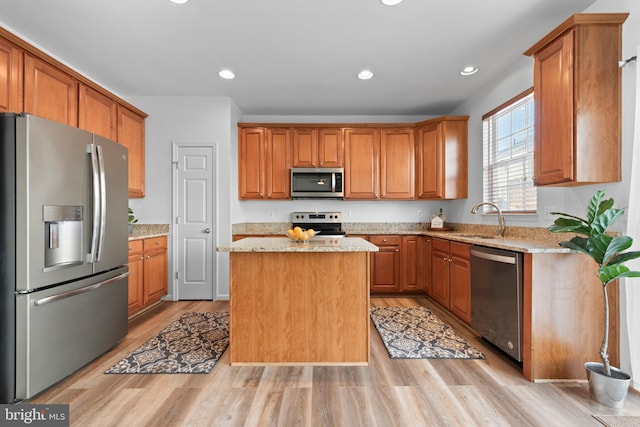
(548, 190, 640, 408)
(128, 207, 138, 233)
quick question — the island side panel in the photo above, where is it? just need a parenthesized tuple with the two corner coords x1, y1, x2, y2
(525, 252, 619, 381)
(229, 251, 370, 365)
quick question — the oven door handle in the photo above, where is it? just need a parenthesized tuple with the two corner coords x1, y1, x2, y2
(33, 272, 130, 307)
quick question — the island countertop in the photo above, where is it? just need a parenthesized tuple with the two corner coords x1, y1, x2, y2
(217, 237, 379, 253)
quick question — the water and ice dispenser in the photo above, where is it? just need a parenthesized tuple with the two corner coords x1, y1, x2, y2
(43, 205, 84, 271)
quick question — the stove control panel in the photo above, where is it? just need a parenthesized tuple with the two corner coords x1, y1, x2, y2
(291, 212, 341, 223)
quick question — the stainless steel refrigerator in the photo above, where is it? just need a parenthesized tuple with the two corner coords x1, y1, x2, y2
(0, 113, 129, 403)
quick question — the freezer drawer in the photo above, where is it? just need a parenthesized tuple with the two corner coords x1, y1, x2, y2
(15, 268, 128, 400)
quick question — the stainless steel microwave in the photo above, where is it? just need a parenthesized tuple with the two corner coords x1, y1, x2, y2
(290, 168, 344, 199)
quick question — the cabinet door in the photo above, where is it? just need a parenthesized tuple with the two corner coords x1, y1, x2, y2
(144, 249, 168, 304)
(380, 128, 415, 199)
(265, 128, 291, 199)
(449, 242, 471, 324)
(431, 238, 450, 308)
(127, 251, 144, 317)
(344, 128, 379, 199)
(292, 128, 317, 167)
(533, 31, 574, 186)
(24, 54, 78, 126)
(370, 235, 401, 293)
(419, 237, 432, 295)
(0, 38, 23, 113)
(401, 236, 420, 291)
(416, 123, 443, 199)
(78, 84, 117, 140)
(317, 128, 344, 167)
(239, 127, 266, 199)
(117, 106, 146, 198)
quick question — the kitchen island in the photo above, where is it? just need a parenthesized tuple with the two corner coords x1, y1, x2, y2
(217, 237, 378, 365)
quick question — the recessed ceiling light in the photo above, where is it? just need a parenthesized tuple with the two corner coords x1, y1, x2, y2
(380, 0, 403, 5)
(357, 70, 374, 80)
(460, 66, 479, 76)
(169, 0, 188, 4)
(218, 69, 235, 80)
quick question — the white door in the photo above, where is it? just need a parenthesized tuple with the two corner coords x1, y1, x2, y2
(173, 144, 216, 300)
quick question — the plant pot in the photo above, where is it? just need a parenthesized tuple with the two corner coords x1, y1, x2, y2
(585, 362, 632, 408)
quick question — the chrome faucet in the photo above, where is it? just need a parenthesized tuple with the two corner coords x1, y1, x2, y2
(471, 202, 506, 237)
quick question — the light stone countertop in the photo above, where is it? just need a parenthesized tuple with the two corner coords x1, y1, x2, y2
(217, 237, 379, 253)
(231, 222, 576, 254)
(128, 224, 170, 241)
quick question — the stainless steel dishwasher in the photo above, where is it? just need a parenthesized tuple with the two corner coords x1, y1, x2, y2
(470, 245, 524, 362)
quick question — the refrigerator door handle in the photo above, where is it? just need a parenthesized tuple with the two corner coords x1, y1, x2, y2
(95, 145, 107, 261)
(33, 272, 130, 307)
(88, 144, 101, 263)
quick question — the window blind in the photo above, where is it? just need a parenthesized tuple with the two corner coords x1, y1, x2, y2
(482, 89, 536, 213)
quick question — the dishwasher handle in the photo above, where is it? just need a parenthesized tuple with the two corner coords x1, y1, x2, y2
(470, 248, 517, 264)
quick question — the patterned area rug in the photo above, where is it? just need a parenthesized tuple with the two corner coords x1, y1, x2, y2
(105, 312, 229, 374)
(370, 306, 485, 359)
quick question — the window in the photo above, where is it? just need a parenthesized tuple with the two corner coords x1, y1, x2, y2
(481, 88, 536, 213)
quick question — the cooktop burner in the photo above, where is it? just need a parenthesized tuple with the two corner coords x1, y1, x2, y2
(290, 211, 345, 236)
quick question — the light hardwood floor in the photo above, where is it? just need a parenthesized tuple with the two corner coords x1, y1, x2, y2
(29, 297, 640, 426)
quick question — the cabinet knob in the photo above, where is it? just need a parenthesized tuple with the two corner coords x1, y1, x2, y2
(146, 256, 151, 259)
(140, 256, 144, 260)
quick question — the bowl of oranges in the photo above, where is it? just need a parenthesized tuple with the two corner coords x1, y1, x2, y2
(286, 226, 319, 242)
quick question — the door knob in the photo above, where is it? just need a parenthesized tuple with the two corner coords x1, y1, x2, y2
(204, 228, 211, 233)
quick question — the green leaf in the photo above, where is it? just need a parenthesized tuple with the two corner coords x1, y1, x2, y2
(598, 264, 640, 285)
(558, 239, 591, 256)
(585, 235, 611, 264)
(548, 217, 590, 235)
(587, 190, 605, 223)
(601, 236, 633, 265)
(590, 208, 625, 235)
(607, 250, 640, 266)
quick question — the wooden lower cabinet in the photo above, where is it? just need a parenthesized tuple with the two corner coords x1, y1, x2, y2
(401, 235, 420, 291)
(431, 238, 471, 324)
(419, 236, 432, 295)
(369, 235, 401, 293)
(127, 236, 168, 317)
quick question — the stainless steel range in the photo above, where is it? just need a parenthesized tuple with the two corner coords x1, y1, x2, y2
(291, 212, 346, 237)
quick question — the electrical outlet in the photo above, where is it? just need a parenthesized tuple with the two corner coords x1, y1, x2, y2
(345, 211, 352, 219)
(267, 210, 275, 218)
(417, 210, 423, 217)
(544, 206, 556, 220)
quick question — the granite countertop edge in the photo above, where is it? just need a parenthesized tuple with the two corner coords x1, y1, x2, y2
(218, 237, 379, 253)
(231, 222, 574, 254)
(128, 224, 170, 241)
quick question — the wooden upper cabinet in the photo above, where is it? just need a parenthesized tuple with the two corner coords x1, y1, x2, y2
(380, 127, 414, 199)
(292, 127, 343, 167)
(78, 84, 117, 140)
(265, 128, 292, 199)
(239, 127, 266, 199)
(317, 128, 344, 167)
(117, 106, 146, 198)
(344, 128, 379, 199)
(238, 127, 291, 199)
(24, 54, 78, 126)
(0, 37, 23, 113)
(292, 128, 317, 167)
(524, 13, 628, 186)
(416, 116, 468, 199)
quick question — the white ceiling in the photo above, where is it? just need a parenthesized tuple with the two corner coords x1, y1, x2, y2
(0, 0, 596, 116)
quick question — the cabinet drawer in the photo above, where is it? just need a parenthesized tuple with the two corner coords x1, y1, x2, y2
(450, 241, 470, 258)
(128, 240, 143, 254)
(432, 237, 450, 252)
(369, 235, 401, 246)
(143, 236, 167, 251)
